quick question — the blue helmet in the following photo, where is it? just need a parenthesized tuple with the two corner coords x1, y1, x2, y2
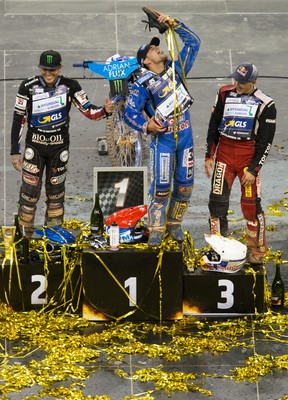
(34, 226, 75, 244)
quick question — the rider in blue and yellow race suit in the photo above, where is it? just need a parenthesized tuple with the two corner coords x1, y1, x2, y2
(124, 13, 201, 246)
(11, 50, 113, 237)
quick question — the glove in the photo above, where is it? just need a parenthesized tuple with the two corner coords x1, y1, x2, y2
(11, 154, 22, 171)
(142, 6, 170, 34)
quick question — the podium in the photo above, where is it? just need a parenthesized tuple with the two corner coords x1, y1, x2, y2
(0, 247, 266, 318)
(0, 259, 82, 312)
(183, 266, 265, 316)
(82, 249, 183, 321)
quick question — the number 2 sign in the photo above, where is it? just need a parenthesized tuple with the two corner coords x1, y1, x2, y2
(93, 167, 148, 217)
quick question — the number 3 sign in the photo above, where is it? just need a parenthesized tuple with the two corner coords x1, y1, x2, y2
(93, 167, 148, 217)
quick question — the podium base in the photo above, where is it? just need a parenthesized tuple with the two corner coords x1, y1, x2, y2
(0, 259, 82, 313)
(82, 249, 183, 321)
(183, 265, 265, 316)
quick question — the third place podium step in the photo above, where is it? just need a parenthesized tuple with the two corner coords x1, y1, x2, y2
(183, 265, 265, 316)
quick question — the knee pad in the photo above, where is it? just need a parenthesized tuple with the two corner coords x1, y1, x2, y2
(173, 184, 193, 202)
(47, 190, 65, 205)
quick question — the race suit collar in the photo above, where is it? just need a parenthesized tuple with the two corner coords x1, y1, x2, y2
(39, 76, 61, 88)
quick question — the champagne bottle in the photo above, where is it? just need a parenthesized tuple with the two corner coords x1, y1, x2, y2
(90, 193, 104, 236)
(271, 263, 285, 307)
(14, 214, 22, 256)
(21, 237, 30, 264)
(14, 214, 29, 263)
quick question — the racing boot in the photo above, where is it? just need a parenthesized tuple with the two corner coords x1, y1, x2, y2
(246, 213, 266, 264)
(19, 205, 35, 238)
(166, 200, 189, 242)
(209, 216, 228, 237)
(45, 201, 64, 227)
(148, 227, 166, 247)
(209, 217, 221, 235)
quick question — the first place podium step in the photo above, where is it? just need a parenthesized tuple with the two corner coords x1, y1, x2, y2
(82, 248, 183, 321)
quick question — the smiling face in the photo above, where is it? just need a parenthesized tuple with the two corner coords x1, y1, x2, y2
(39, 67, 62, 86)
(234, 80, 256, 95)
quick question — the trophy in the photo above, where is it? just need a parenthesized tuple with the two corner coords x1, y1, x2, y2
(1, 226, 16, 261)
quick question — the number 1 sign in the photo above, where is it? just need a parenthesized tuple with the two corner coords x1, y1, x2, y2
(93, 167, 148, 217)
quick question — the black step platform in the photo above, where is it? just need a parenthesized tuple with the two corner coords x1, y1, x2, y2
(82, 249, 183, 321)
(183, 265, 265, 316)
(0, 248, 265, 318)
(0, 259, 82, 312)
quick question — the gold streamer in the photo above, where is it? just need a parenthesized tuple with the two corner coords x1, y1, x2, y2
(0, 305, 287, 398)
(0, 214, 287, 399)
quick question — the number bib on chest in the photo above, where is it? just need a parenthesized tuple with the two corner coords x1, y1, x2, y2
(146, 67, 193, 124)
(219, 95, 261, 140)
(30, 85, 68, 131)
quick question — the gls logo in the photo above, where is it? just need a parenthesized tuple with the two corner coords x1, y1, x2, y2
(38, 112, 62, 124)
(225, 120, 247, 128)
(159, 85, 171, 98)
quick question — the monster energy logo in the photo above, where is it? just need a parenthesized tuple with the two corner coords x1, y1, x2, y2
(46, 55, 53, 64)
(113, 80, 123, 94)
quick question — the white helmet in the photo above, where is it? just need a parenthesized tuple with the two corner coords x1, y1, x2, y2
(200, 234, 247, 273)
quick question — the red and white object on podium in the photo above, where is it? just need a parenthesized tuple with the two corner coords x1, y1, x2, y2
(105, 205, 148, 244)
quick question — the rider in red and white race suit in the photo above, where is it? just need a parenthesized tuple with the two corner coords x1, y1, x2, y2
(124, 15, 201, 246)
(205, 63, 277, 263)
(11, 50, 113, 236)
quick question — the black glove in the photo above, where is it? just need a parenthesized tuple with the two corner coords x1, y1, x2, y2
(141, 6, 169, 34)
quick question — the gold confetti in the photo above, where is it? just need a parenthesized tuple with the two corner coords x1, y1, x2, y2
(0, 214, 287, 398)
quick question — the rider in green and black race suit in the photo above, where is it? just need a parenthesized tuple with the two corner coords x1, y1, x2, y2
(10, 49, 113, 236)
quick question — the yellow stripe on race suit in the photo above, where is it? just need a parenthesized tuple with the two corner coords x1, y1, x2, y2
(166, 27, 180, 140)
(243, 167, 253, 198)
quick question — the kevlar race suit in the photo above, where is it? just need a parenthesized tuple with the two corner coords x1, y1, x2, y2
(124, 21, 201, 242)
(11, 75, 109, 235)
(205, 84, 277, 258)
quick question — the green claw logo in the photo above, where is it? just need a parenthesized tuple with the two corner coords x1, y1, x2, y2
(46, 55, 53, 64)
